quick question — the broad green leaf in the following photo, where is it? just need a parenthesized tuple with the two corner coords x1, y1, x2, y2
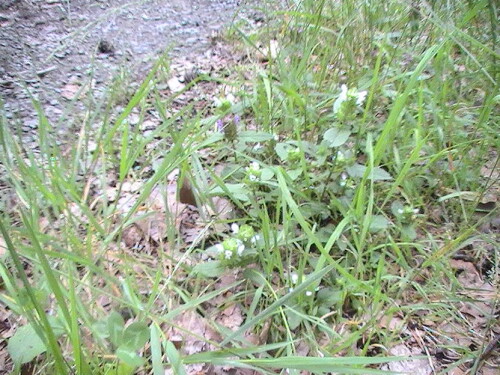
(8, 324, 46, 365)
(116, 346, 144, 368)
(107, 311, 125, 347)
(192, 261, 224, 278)
(391, 201, 404, 216)
(275, 142, 291, 161)
(323, 128, 351, 147)
(260, 167, 274, 181)
(238, 131, 274, 142)
(316, 287, 343, 307)
(369, 215, 390, 232)
(122, 322, 149, 350)
(7, 316, 66, 365)
(209, 183, 250, 202)
(287, 168, 302, 180)
(347, 163, 393, 180)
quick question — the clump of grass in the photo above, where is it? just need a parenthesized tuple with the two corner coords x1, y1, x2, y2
(0, 0, 498, 374)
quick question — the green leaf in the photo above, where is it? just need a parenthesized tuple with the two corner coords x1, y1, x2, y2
(107, 311, 125, 347)
(391, 201, 404, 216)
(192, 261, 225, 278)
(346, 163, 393, 180)
(260, 167, 274, 181)
(316, 287, 343, 307)
(122, 322, 149, 350)
(209, 183, 250, 202)
(166, 341, 187, 375)
(116, 346, 144, 368)
(401, 225, 417, 240)
(150, 324, 164, 375)
(285, 307, 304, 330)
(93, 319, 110, 340)
(8, 324, 46, 365)
(287, 168, 302, 180)
(238, 131, 274, 142)
(369, 215, 390, 232)
(275, 142, 291, 161)
(323, 128, 351, 147)
(7, 317, 66, 366)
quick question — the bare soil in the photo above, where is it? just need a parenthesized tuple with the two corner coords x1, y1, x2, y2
(0, 0, 249, 125)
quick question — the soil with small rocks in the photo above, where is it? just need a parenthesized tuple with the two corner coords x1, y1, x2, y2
(0, 0, 253, 128)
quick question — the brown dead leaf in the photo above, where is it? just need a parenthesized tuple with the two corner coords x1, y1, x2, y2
(116, 192, 139, 215)
(379, 315, 405, 331)
(381, 344, 432, 375)
(215, 304, 244, 331)
(482, 367, 499, 375)
(122, 224, 144, 248)
(451, 259, 484, 288)
(448, 367, 467, 375)
(166, 310, 221, 353)
(135, 213, 167, 243)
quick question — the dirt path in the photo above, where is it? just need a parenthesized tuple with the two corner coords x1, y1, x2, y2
(0, 0, 248, 127)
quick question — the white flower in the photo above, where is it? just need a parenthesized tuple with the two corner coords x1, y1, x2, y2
(249, 174, 257, 182)
(339, 84, 348, 101)
(236, 239, 245, 256)
(214, 243, 224, 253)
(251, 161, 260, 170)
(253, 143, 263, 151)
(305, 291, 313, 297)
(224, 250, 233, 259)
(290, 272, 299, 285)
(397, 208, 404, 214)
(250, 234, 261, 245)
(333, 84, 349, 114)
(356, 90, 367, 105)
(231, 223, 239, 234)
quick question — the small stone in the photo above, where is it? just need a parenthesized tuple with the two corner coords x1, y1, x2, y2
(98, 39, 114, 54)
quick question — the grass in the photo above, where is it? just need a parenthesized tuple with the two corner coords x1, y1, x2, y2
(0, 0, 498, 374)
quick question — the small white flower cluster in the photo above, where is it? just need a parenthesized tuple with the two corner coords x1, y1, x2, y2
(214, 238, 245, 260)
(213, 223, 261, 263)
(246, 161, 261, 182)
(333, 84, 368, 116)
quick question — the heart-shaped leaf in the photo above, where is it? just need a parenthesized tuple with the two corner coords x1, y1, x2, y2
(323, 128, 351, 147)
(122, 322, 149, 350)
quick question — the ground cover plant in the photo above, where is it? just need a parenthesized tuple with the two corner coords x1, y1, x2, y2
(0, 0, 498, 374)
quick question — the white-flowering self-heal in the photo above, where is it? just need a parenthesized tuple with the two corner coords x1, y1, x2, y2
(339, 84, 349, 101)
(246, 161, 262, 183)
(333, 84, 367, 115)
(333, 84, 349, 114)
(231, 223, 239, 234)
(214, 243, 224, 253)
(236, 239, 245, 256)
(356, 90, 368, 105)
(250, 234, 261, 245)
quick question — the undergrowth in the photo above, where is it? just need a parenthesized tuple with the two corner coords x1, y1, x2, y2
(0, 0, 498, 374)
